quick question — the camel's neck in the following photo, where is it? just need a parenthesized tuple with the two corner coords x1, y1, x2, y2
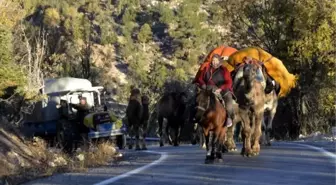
(142, 104, 149, 109)
(244, 77, 253, 93)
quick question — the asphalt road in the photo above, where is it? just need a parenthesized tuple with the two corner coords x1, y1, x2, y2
(24, 142, 336, 185)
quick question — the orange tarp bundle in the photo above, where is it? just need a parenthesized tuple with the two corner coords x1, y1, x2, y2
(193, 46, 238, 82)
(226, 47, 298, 97)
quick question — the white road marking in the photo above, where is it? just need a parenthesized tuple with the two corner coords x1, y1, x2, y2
(92, 151, 168, 185)
(289, 143, 336, 160)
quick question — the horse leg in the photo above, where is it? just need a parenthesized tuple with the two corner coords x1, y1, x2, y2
(215, 127, 224, 162)
(203, 128, 214, 164)
(201, 132, 206, 149)
(206, 131, 216, 164)
(191, 122, 198, 145)
(221, 139, 228, 153)
(158, 116, 164, 147)
(210, 131, 216, 160)
(198, 126, 206, 149)
(252, 112, 263, 156)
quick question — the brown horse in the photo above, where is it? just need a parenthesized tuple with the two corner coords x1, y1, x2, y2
(193, 103, 238, 153)
(195, 87, 227, 164)
(156, 92, 187, 147)
(233, 60, 266, 157)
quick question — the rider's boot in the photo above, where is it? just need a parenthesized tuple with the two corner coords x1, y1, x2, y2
(223, 91, 234, 128)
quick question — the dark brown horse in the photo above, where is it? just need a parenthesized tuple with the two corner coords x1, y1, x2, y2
(156, 92, 187, 147)
(233, 60, 266, 157)
(195, 87, 227, 164)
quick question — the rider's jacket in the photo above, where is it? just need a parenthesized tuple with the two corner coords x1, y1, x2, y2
(193, 63, 233, 93)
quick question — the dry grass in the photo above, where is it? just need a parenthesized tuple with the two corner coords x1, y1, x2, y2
(0, 130, 120, 185)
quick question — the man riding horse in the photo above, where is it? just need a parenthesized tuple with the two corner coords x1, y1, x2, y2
(192, 53, 235, 127)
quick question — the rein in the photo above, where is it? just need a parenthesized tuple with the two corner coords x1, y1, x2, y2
(196, 91, 211, 112)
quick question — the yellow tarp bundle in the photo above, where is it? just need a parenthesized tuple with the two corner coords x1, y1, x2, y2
(225, 47, 298, 97)
(84, 111, 118, 129)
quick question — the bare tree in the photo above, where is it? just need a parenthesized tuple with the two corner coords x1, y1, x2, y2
(0, 25, 46, 125)
(20, 25, 46, 98)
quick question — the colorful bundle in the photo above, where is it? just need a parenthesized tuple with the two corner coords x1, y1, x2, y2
(226, 47, 298, 97)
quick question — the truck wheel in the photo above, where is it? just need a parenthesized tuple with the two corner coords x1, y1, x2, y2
(116, 135, 126, 150)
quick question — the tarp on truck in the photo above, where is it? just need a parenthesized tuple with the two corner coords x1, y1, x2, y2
(44, 77, 93, 95)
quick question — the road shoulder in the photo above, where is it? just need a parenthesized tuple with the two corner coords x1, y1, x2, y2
(23, 150, 162, 185)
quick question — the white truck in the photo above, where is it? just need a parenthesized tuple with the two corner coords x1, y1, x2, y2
(24, 77, 127, 152)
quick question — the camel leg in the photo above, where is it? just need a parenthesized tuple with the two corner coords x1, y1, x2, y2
(234, 121, 242, 142)
(225, 121, 237, 152)
(260, 117, 267, 146)
(252, 112, 263, 156)
(240, 111, 253, 157)
(191, 123, 198, 145)
(158, 116, 164, 147)
(173, 125, 181, 147)
(141, 124, 147, 150)
(266, 113, 274, 146)
(128, 124, 134, 149)
(166, 121, 173, 145)
(134, 126, 141, 150)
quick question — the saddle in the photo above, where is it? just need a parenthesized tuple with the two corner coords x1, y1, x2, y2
(213, 91, 226, 109)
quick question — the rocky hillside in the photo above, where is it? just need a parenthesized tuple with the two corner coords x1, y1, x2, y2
(1, 0, 335, 146)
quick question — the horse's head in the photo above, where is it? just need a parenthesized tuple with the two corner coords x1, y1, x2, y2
(195, 87, 214, 120)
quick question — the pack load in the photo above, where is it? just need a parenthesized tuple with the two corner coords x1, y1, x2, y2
(193, 46, 238, 83)
(226, 47, 297, 97)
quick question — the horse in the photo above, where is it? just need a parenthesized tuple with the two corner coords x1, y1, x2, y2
(157, 92, 187, 147)
(191, 122, 206, 149)
(193, 101, 240, 153)
(126, 89, 149, 150)
(233, 59, 266, 157)
(195, 87, 228, 164)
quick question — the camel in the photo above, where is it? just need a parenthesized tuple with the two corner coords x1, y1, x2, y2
(233, 58, 266, 157)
